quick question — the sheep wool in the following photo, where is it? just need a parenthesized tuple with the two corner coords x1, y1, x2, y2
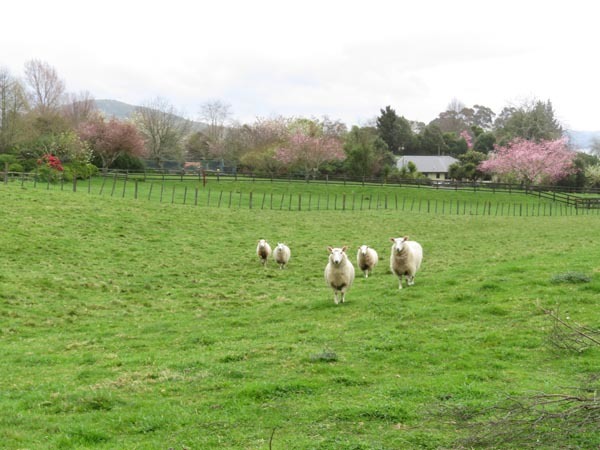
(389, 236, 423, 289)
(356, 245, 378, 278)
(324, 246, 355, 304)
(273, 243, 291, 269)
(256, 239, 272, 267)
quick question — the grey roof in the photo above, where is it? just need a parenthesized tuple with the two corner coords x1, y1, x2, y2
(396, 155, 459, 173)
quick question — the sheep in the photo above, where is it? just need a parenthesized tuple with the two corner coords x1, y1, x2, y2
(256, 239, 272, 267)
(356, 245, 378, 278)
(389, 236, 423, 289)
(324, 246, 355, 304)
(273, 243, 291, 269)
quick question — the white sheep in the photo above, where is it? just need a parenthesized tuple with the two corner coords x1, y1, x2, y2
(356, 245, 378, 278)
(389, 236, 423, 289)
(324, 246, 355, 304)
(273, 243, 291, 269)
(256, 239, 272, 267)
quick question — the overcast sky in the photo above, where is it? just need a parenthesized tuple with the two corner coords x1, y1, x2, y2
(2, 0, 598, 130)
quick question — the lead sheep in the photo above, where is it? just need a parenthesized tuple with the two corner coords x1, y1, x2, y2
(357, 245, 378, 278)
(256, 239, 272, 267)
(273, 243, 291, 269)
(324, 246, 355, 304)
(389, 236, 423, 289)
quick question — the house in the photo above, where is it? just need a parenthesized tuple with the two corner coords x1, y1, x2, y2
(396, 155, 458, 181)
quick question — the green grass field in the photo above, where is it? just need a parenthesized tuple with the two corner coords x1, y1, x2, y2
(16, 173, 595, 217)
(1, 181, 599, 449)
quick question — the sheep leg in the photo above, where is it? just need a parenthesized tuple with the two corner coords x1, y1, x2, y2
(364, 270, 368, 278)
(407, 275, 415, 286)
(341, 291, 346, 303)
(333, 291, 339, 305)
(398, 275, 403, 289)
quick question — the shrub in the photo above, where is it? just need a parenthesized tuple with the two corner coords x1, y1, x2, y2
(9, 163, 24, 173)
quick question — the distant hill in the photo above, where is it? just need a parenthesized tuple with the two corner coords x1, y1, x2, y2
(94, 99, 137, 121)
(566, 130, 600, 152)
(94, 99, 207, 132)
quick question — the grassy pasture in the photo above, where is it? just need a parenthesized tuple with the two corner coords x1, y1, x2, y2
(19, 173, 596, 217)
(1, 183, 599, 449)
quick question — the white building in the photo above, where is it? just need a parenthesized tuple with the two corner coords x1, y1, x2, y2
(396, 155, 459, 181)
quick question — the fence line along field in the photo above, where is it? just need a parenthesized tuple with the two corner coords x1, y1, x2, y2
(5, 173, 600, 217)
(1, 183, 599, 449)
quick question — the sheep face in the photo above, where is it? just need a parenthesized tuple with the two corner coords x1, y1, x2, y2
(390, 236, 409, 255)
(358, 245, 369, 255)
(328, 246, 347, 266)
(258, 239, 269, 250)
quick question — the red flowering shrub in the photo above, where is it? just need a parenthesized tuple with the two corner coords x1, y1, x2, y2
(37, 154, 64, 171)
(36, 153, 64, 182)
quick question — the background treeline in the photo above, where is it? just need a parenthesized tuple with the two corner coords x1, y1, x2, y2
(2, 60, 600, 188)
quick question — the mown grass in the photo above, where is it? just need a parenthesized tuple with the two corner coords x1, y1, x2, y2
(1, 182, 599, 449)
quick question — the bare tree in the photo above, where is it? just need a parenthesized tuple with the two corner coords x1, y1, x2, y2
(134, 97, 190, 168)
(23, 59, 65, 114)
(199, 100, 231, 144)
(198, 100, 232, 167)
(0, 67, 28, 153)
(63, 91, 98, 128)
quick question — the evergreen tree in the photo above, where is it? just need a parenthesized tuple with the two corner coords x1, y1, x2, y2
(376, 106, 412, 154)
(494, 99, 563, 144)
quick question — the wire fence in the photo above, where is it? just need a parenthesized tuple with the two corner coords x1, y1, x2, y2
(3, 171, 600, 218)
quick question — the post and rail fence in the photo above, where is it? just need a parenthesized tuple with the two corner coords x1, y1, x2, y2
(3, 167, 600, 215)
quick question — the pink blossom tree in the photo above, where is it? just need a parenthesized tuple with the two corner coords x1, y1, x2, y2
(79, 117, 146, 172)
(275, 131, 345, 179)
(460, 130, 473, 149)
(478, 137, 577, 185)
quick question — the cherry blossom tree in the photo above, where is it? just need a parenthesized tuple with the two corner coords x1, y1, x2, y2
(479, 137, 577, 185)
(78, 117, 146, 172)
(236, 117, 290, 175)
(460, 130, 473, 150)
(275, 131, 345, 179)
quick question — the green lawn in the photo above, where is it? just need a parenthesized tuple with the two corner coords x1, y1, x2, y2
(1, 182, 599, 449)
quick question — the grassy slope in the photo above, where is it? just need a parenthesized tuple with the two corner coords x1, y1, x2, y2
(1, 184, 599, 449)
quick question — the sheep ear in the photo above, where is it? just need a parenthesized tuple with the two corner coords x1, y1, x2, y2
(390, 237, 396, 242)
(342, 246, 347, 252)
(403, 236, 409, 241)
(327, 246, 333, 253)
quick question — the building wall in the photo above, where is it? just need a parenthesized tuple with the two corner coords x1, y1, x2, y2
(423, 172, 450, 181)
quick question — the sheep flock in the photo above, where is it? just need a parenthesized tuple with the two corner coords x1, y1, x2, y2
(256, 236, 423, 305)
